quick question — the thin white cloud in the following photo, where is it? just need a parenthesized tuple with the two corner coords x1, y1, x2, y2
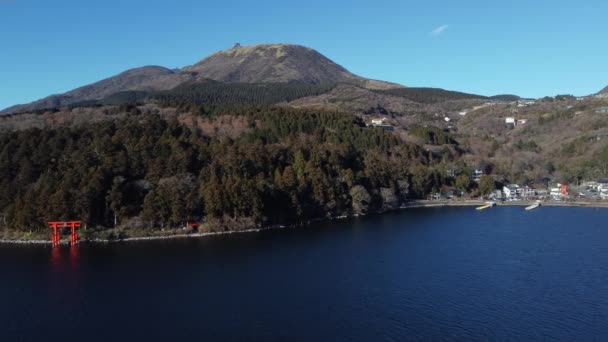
(430, 25, 449, 37)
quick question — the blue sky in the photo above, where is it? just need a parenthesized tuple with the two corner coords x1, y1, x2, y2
(1, 0, 607, 109)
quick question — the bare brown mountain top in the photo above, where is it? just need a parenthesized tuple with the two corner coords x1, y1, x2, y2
(183, 44, 404, 90)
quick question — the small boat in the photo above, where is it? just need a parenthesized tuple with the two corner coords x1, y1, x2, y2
(476, 201, 496, 211)
(525, 201, 542, 211)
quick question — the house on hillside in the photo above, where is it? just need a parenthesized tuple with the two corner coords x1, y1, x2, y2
(471, 169, 485, 182)
(371, 118, 387, 126)
(503, 184, 520, 200)
(369, 117, 393, 131)
(505, 117, 516, 127)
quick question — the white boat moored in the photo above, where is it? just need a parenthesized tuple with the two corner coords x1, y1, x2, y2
(525, 201, 542, 211)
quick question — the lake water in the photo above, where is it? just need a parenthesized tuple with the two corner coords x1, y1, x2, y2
(2, 206, 608, 341)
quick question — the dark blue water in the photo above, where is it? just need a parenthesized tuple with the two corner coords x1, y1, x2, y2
(2, 206, 608, 341)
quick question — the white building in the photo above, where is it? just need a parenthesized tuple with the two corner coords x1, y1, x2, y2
(505, 117, 516, 125)
(503, 184, 520, 200)
(550, 183, 568, 198)
(471, 169, 485, 182)
(550, 187, 562, 197)
(518, 186, 535, 198)
(371, 118, 387, 126)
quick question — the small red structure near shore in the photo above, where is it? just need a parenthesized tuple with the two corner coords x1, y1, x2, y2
(48, 221, 81, 247)
(186, 222, 199, 231)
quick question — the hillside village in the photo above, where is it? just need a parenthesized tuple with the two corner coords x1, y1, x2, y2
(364, 93, 608, 203)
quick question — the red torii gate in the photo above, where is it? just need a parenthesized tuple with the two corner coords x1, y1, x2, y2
(48, 221, 81, 247)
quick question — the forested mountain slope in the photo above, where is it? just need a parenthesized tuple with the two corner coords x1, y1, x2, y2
(0, 105, 457, 238)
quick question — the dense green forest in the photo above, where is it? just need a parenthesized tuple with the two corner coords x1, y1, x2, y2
(155, 80, 336, 106)
(68, 81, 336, 110)
(0, 106, 458, 237)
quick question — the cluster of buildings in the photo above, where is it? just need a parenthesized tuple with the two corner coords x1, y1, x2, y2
(578, 181, 608, 200)
(517, 99, 536, 107)
(485, 183, 569, 201)
(493, 181, 608, 201)
(432, 167, 608, 202)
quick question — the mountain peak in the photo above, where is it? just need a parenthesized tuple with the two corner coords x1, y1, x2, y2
(184, 43, 403, 89)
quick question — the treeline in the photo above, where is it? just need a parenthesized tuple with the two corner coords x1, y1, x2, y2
(374, 87, 487, 104)
(0, 106, 460, 234)
(154, 81, 335, 107)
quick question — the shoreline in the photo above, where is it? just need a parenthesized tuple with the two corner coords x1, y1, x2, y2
(2, 200, 608, 246)
(402, 200, 608, 209)
(0, 227, 274, 246)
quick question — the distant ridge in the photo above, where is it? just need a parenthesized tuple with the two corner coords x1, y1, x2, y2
(373, 88, 521, 104)
(1, 66, 192, 115)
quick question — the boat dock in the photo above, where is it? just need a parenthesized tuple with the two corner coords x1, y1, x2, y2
(476, 201, 496, 211)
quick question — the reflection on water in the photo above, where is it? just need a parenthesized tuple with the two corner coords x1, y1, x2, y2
(69, 245, 80, 268)
(49, 245, 82, 270)
(50, 245, 62, 267)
